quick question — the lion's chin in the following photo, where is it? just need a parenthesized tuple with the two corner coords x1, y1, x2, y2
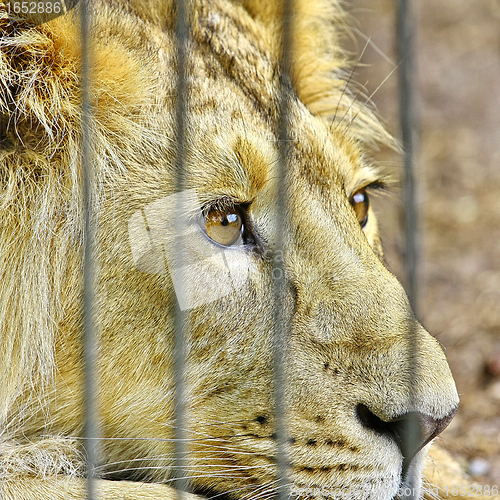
(395, 450, 425, 500)
(288, 451, 427, 500)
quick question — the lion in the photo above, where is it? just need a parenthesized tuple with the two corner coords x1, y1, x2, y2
(0, 0, 485, 499)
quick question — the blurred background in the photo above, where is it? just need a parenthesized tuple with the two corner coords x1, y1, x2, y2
(348, 0, 500, 485)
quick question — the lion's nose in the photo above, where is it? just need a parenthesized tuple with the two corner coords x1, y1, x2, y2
(357, 404, 457, 473)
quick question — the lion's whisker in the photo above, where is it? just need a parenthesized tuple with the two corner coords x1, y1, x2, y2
(240, 481, 283, 500)
(332, 35, 371, 125)
(350, 27, 396, 67)
(343, 62, 401, 136)
(238, 479, 281, 500)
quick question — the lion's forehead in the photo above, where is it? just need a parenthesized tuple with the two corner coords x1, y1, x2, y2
(182, 76, 369, 206)
(121, 2, 375, 203)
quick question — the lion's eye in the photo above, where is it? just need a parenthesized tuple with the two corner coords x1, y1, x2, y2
(350, 188, 369, 228)
(203, 207, 244, 246)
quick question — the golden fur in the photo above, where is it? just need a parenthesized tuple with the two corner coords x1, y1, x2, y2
(0, 0, 481, 498)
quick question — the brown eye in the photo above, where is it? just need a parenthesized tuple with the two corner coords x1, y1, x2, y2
(350, 188, 369, 228)
(203, 207, 244, 246)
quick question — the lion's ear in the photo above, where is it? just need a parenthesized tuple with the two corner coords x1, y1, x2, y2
(236, 0, 393, 148)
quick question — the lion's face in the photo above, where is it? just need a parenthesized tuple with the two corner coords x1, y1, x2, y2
(82, 11, 458, 499)
(1, 1, 459, 499)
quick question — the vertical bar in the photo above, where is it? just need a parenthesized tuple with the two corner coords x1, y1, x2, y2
(173, 0, 188, 498)
(397, 3, 421, 496)
(397, 0, 420, 318)
(80, 0, 97, 499)
(272, 0, 294, 498)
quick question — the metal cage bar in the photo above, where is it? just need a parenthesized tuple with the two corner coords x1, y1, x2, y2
(397, 2, 421, 496)
(272, 0, 295, 498)
(397, 0, 420, 318)
(80, 0, 97, 499)
(173, 0, 189, 498)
